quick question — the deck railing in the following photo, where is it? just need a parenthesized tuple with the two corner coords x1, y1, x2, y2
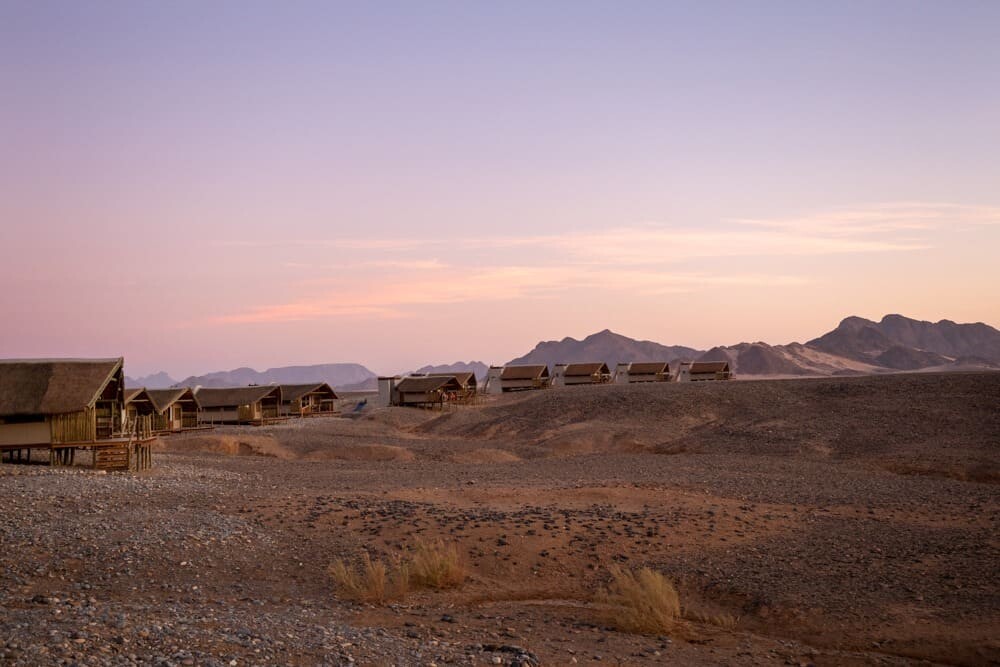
(118, 414, 153, 441)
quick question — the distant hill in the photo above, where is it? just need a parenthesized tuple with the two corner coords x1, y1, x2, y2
(125, 371, 178, 388)
(412, 361, 490, 381)
(179, 363, 377, 390)
(338, 377, 379, 392)
(705, 343, 814, 376)
(507, 329, 702, 369)
(808, 315, 1000, 368)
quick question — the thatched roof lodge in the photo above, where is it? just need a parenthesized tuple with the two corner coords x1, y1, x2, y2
(678, 361, 732, 382)
(425, 372, 478, 393)
(279, 383, 338, 417)
(394, 375, 464, 408)
(125, 387, 201, 432)
(485, 365, 551, 393)
(554, 362, 612, 386)
(0, 358, 154, 470)
(614, 362, 671, 383)
(195, 386, 282, 425)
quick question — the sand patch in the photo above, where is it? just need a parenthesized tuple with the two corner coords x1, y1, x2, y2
(157, 434, 295, 459)
(302, 444, 416, 462)
(537, 422, 652, 458)
(449, 449, 522, 464)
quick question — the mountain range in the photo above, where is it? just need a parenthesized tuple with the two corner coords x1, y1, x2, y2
(126, 314, 1000, 389)
(175, 363, 376, 390)
(124, 371, 179, 389)
(412, 361, 490, 380)
(507, 331, 700, 370)
(506, 315, 1000, 377)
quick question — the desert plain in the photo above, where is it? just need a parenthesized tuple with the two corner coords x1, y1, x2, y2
(1, 372, 998, 666)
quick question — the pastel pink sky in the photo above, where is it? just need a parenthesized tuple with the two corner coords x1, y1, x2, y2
(2, 3, 999, 377)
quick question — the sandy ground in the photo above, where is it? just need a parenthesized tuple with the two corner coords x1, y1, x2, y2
(1, 373, 998, 666)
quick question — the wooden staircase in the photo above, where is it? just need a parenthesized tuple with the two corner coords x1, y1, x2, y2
(91, 415, 153, 472)
(93, 443, 131, 471)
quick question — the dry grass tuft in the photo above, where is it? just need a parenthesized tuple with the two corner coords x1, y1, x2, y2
(685, 609, 741, 630)
(328, 552, 408, 603)
(409, 539, 465, 590)
(597, 566, 683, 635)
(329, 540, 464, 603)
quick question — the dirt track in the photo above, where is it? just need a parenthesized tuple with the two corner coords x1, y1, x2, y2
(1, 373, 998, 665)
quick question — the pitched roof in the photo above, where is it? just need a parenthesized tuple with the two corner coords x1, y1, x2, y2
(279, 383, 338, 402)
(563, 362, 610, 376)
(500, 365, 549, 380)
(0, 358, 124, 416)
(194, 386, 281, 408)
(125, 387, 146, 403)
(690, 361, 730, 373)
(126, 387, 199, 414)
(628, 362, 669, 374)
(395, 376, 462, 393)
(425, 372, 477, 388)
(147, 388, 199, 412)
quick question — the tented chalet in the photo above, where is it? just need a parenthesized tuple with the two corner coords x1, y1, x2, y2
(125, 387, 201, 432)
(678, 361, 732, 382)
(195, 386, 282, 425)
(393, 375, 464, 408)
(553, 362, 612, 386)
(485, 365, 551, 393)
(279, 383, 338, 417)
(425, 372, 478, 400)
(0, 358, 154, 470)
(614, 362, 671, 383)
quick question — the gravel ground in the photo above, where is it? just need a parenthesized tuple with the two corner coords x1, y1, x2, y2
(1, 372, 997, 666)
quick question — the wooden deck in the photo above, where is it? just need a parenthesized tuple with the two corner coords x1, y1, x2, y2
(154, 425, 216, 436)
(1, 437, 157, 472)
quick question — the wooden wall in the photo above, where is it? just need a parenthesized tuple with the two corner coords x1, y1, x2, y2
(50, 408, 96, 443)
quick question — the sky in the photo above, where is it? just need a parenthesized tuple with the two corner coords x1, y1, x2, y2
(1, 1, 999, 377)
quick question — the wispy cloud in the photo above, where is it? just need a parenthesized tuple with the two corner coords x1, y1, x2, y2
(207, 201, 991, 325)
(215, 201, 987, 260)
(214, 265, 808, 324)
(729, 202, 1000, 236)
(553, 226, 928, 265)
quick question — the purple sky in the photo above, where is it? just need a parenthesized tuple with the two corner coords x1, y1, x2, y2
(2, 1, 998, 377)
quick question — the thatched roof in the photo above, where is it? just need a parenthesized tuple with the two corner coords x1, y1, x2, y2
(629, 362, 669, 374)
(279, 383, 338, 403)
(195, 386, 281, 408)
(125, 387, 146, 403)
(147, 388, 199, 412)
(126, 387, 199, 414)
(690, 361, 730, 373)
(425, 372, 477, 388)
(0, 358, 124, 416)
(500, 365, 549, 381)
(395, 376, 462, 394)
(563, 362, 610, 376)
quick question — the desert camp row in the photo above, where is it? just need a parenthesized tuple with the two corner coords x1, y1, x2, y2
(376, 360, 731, 407)
(485, 360, 731, 391)
(0, 357, 345, 466)
(132, 382, 342, 427)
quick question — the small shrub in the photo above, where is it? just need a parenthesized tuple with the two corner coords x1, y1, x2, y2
(329, 552, 407, 603)
(409, 539, 465, 589)
(597, 566, 683, 634)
